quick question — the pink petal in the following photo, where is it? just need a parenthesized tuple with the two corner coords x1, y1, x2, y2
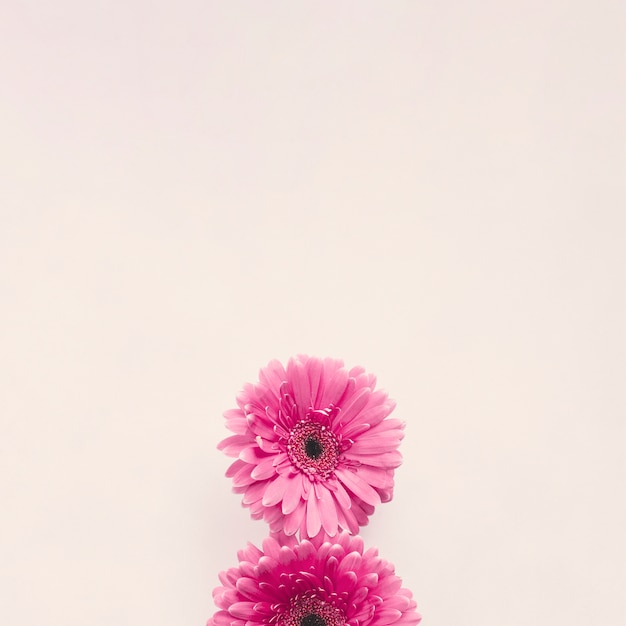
(398, 613, 422, 626)
(344, 450, 402, 468)
(272, 452, 292, 471)
(225, 459, 247, 478)
(336, 550, 362, 575)
(261, 474, 290, 507)
(218, 434, 252, 455)
(308, 358, 324, 406)
(301, 476, 311, 500)
(348, 365, 366, 378)
(331, 479, 352, 509)
(256, 555, 279, 575)
(355, 466, 394, 490)
(374, 609, 403, 625)
(367, 417, 404, 433)
(237, 542, 263, 563)
(251, 455, 278, 480)
(337, 387, 370, 425)
(284, 500, 306, 535)
(242, 480, 266, 505)
(382, 594, 411, 611)
(360, 572, 379, 588)
(246, 414, 276, 440)
(349, 434, 403, 454)
(281, 473, 304, 515)
(335, 468, 382, 507)
(305, 488, 322, 537)
(260, 535, 282, 559)
(223, 408, 249, 433)
(239, 446, 269, 464)
(336, 499, 359, 534)
(350, 497, 374, 524)
(229, 602, 256, 619)
(348, 402, 394, 429)
(295, 538, 316, 561)
(255, 436, 279, 454)
(251, 602, 275, 617)
(336, 569, 358, 593)
(319, 366, 349, 408)
(229, 462, 256, 488)
(212, 611, 233, 626)
(316, 484, 339, 536)
(259, 359, 287, 390)
(235, 577, 262, 600)
(287, 358, 312, 412)
(341, 421, 372, 440)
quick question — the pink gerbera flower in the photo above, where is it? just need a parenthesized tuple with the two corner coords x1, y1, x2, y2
(209, 532, 421, 626)
(218, 356, 404, 538)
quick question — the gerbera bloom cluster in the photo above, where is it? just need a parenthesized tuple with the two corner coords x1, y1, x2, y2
(209, 356, 420, 626)
(218, 356, 404, 538)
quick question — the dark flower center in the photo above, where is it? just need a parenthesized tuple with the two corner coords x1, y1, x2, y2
(304, 437, 324, 459)
(287, 419, 340, 480)
(300, 615, 326, 626)
(279, 594, 345, 626)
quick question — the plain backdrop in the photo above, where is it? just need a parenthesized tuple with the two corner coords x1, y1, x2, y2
(1, 2, 625, 625)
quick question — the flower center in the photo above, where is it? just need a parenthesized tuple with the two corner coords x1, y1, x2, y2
(301, 615, 326, 626)
(279, 596, 344, 626)
(304, 437, 324, 459)
(287, 420, 339, 479)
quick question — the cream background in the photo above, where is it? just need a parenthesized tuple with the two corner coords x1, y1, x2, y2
(1, 2, 625, 625)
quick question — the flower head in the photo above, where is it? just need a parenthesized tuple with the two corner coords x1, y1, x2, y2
(209, 532, 421, 626)
(219, 356, 404, 538)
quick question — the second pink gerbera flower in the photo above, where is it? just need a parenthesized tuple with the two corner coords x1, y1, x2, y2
(209, 532, 421, 626)
(218, 356, 404, 538)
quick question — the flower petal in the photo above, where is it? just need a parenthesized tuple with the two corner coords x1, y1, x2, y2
(218, 434, 252, 455)
(374, 609, 403, 625)
(287, 357, 312, 413)
(251, 455, 278, 480)
(319, 366, 349, 408)
(284, 500, 306, 535)
(335, 468, 382, 507)
(337, 387, 370, 425)
(261, 474, 290, 507)
(282, 473, 304, 515)
(258, 359, 287, 391)
(229, 602, 256, 619)
(305, 488, 322, 537)
(316, 484, 339, 536)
